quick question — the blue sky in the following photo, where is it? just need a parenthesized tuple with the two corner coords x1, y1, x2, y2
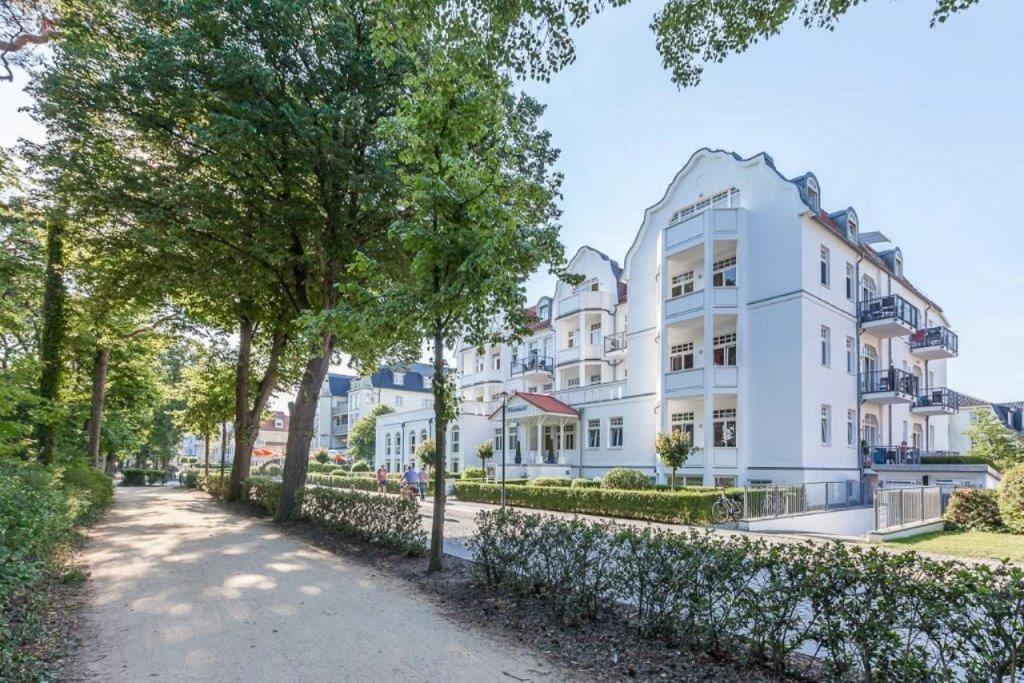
(3, 0, 1021, 402)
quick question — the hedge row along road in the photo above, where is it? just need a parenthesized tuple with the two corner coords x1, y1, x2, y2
(74, 486, 559, 681)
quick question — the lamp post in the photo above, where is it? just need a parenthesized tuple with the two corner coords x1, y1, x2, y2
(498, 391, 509, 508)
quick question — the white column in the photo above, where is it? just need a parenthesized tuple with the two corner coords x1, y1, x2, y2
(703, 219, 716, 487)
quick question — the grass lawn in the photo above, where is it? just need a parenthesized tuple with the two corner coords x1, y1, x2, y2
(885, 530, 1024, 562)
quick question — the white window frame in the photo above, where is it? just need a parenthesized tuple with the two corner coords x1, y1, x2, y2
(846, 337, 855, 374)
(492, 354, 500, 371)
(820, 326, 831, 367)
(713, 332, 737, 368)
(670, 412, 695, 440)
(845, 263, 855, 301)
(393, 371, 405, 384)
(589, 322, 601, 346)
(589, 373, 601, 385)
(451, 426, 460, 453)
(564, 424, 576, 450)
(821, 404, 832, 445)
(567, 329, 578, 348)
(713, 409, 737, 448)
(587, 419, 601, 449)
(712, 256, 737, 288)
(847, 409, 855, 447)
(820, 246, 830, 287)
(394, 395, 404, 408)
(609, 417, 623, 449)
(567, 377, 580, 388)
(806, 177, 820, 213)
(670, 342, 695, 372)
(670, 270, 695, 298)
(385, 433, 392, 456)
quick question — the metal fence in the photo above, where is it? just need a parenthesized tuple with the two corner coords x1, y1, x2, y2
(873, 486, 943, 531)
(742, 481, 863, 520)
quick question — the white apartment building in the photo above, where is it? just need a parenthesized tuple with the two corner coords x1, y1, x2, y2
(375, 148, 964, 487)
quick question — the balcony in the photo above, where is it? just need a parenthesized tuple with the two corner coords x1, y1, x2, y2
(871, 446, 921, 466)
(858, 294, 919, 338)
(460, 367, 502, 386)
(664, 207, 742, 255)
(604, 332, 627, 354)
(910, 326, 958, 360)
(556, 290, 614, 317)
(911, 387, 960, 416)
(664, 367, 703, 394)
(860, 368, 918, 404)
(511, 355, 554, 379)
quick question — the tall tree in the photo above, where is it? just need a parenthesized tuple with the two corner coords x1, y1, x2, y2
(965, 409, 1024, 474)
(175, 348, 235, 478)
(34, 206, 65, 465)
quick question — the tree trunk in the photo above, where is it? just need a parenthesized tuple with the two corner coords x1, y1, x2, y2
(227, 319, 286, 501)
(204, 430, 210, 478)
(428, 326, 447, 573)
(220, 421, 227, 478)
(275, 332, 333, 522)
(36, 216, 66, 465)
(87, 347, 110, 469)
(670, 468, 676, 491)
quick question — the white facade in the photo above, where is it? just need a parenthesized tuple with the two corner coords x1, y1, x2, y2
(375, 149, 965, 487)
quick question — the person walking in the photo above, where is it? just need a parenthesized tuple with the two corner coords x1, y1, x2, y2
(417, 467, 429, 502)
(401, 464, 420, 503)
(376, 465, 388, 494)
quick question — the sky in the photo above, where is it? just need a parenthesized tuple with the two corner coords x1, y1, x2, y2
(2, 0, 1021, 403)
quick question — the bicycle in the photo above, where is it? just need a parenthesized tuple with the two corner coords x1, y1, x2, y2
(711, 492, 742, 524)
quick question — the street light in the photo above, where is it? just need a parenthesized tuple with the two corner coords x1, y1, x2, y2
(498, 390, 509, 508)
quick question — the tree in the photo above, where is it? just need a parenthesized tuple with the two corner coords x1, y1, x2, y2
(0, 0, 57, 81)
(476, 441, 494, 478)
(651, 0, 982, 88)
(175, 350, 235, 478)
(965, 409, 1024, 474)
(347, 404, 395, 463)
(655, 430, 692, 490)
(415, 438, 436, 471)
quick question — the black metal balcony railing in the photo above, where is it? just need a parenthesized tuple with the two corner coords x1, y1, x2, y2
(910, 326, 959, 355)
(858, 294, 919, 330)
(872, 446, 922, 466)
(604, 332, 627, 353)
(860, 368, 919, 396)
(511, 355, 554, 376)
(915, 387, 960, 411)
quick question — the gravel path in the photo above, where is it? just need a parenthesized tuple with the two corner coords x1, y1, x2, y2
(75, 486, 563, 682)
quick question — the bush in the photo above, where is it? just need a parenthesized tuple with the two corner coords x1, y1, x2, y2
(244, 477, 283, 515)
(570, 478, 601, 489)
(601, 467, 652, 491)
(350, 461, 370, 473)
(121, 468, 169, 486)
(921, 454, 999, 467)
(945, 488, 1003, 531)
(178, 470, 199, 489)
(469, 507, 1024, 680)
(461, 466, 485, 480)
(997, 465, 1024, 533)
(529, 477, 572, 487)
(303, 486, 426, 555)
(198, 472, 229, 499)
(454, 481, 728, 524)
(308, 472, 398, 494)
(63, 466, 115, 524)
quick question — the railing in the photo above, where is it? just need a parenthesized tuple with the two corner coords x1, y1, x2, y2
(603, 332, 627, 353)
(858, 294, 919, 329)
(914, 387, 960, 411)
(511, 355, 554, 376)
(871, 446, 921, 465)
(860, 368, 918, 396)
(910, 326, 958, 354)
(874, 485, 943, 531)
(742, 481, 863, 520)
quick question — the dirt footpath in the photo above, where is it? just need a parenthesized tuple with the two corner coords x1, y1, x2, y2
(73, 486, 563, 682)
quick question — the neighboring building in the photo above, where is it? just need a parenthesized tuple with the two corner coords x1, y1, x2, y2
(255, 410, 289, 454)
(314, 363, 440, 458)
(948, 394, 1024, 456)
(376, 148, 969, 488)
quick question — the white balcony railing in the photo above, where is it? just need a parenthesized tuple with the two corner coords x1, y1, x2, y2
(664, 367, 703, 393)
(664, 207, 742, 253)
(548, 380, 625, 406)
(556, 290, 615, 317)
(665, 288, 706, 319)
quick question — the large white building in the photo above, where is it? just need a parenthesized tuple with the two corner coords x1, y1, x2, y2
(375, 148, 966, 488)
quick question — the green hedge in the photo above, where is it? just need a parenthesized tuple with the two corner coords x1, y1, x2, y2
(570, 478, 601, 489)
(921, 455, 998, 468)
(454, 481, 731, 524)
(178, 470, 199, 488)
(244, 477, 282, 515)
(471, 508, 1024, 679)
(602, 467, 652, 490)
(198, 472, 229, 498)
(998, 466, 1024, 533)
(529, 477, 572, 487)
(121, 468, 170, 486)
(944, 488, 1003, 531)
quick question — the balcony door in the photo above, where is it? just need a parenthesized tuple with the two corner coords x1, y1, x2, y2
(861, 344, 878, 375)
(861, 414, 879, 447)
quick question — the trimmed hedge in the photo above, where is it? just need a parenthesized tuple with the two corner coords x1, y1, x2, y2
(461, 466, 485, 480)
(198, 472, 229, 498)
(921, 454, 999, 468)
(529, 477, 572, 487)
(570, 478, 601, 489)
(350, 461, 370, 472)
(471, 507, 1024, 680)
(944, 488, 1003, 531)
(178, 470, 199, 488)
(121, 468, 170, 486)
(602, 467, 651, 490)
(454, 481, 731, 524)
(998, 465, 1024, 533)
(244, 477, 283, 515)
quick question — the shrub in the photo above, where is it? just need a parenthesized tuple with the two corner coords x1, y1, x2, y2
(350, 461, 370, 473)
(245, 477, 283, 515)
(313, 448, 330, 464)
(921, 454, 999, 467)
(179, 470, 199, 489)
(63, 466, 115, 524)
(570, 478, 601, 489)
(529, 477, 572, 487)
(454, 481, 726, 524)
(945, 488, 1003, 531)
(198, 472, 229, 499)
(602, 467, 652, 491)
(469, 507, 1024, 680)
(997, 465, 1024, 533)
(303, 487, 426, 555)
(461, 466, 485, 481)
(307, 472, 400, 494)
(121, 468, 168, 486)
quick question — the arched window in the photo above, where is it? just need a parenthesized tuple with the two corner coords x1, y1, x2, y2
(861, 274, 876, 302)
(385, 433, 392, 456)
(395, 431, 402, 454)
(806, 177, 820, 213)
(420, 428, 428, 444)
(862, 414, 879, 447)
(409, 431, 416, 455)
(861, 344, 878, 375)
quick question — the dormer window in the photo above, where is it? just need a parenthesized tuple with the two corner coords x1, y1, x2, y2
(806, 177, 820, 213)
(894, 251, 903, 277)
(847, 213, 858, 241)
(393, 371, 405, 385)
(538, 303, 549, 319)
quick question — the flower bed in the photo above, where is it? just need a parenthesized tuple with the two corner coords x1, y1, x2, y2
(454, 481, 731, 524)
(470, 507, 1024, 680)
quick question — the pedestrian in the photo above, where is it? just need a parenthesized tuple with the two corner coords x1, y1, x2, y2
(376, 465, 388, 494)
(403, 464, 419, 495)
(417, 466, 429, 501)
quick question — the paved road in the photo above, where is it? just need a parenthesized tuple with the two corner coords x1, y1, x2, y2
(76, 486, 562, 682)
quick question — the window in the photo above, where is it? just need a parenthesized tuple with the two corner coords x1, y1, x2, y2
(393, 372, 405, 385)
(574, 279, 597, 294)
(670, 270, 695, 298)
(671, 412, 695, 441)
(894, 253, 903, 277)
(492, 354, 500, 371)
(508, 430, 518, 452)
(712, 256, 737, 287)
(408, 431, 416, 455)
(274, 418, 283, 428)
(821, 405, 831, 445)
(587, 419, 601, 448)
(394, 395, 404, 408)
(451, 457, 460, 474)
(422, 376, 430, 388)
(528, 385, 537, 393)
(493, 429, 503, 452)
(848, 215, 858, 241)
(420, 429, 427, 444)
(609, 417, 623, 448)
(713, 333, 737, 367)
(806, 177, 820, 212)
(912, 423, 923, 450)
(670, 342, 695, 372)
(568, 329, 578, 348)
(669, 188, 740, 223)
(476, 356, 484, 372)
(845, 264, 855, 300)
(538, 303, 549, 319)
(714, 475, 737, 488)
(589, 373, 601, 385)
(567, 377, 580, 388)
(713, 409, 737, 447)
(395, 432, 402, 454)
(564, 424, 576, 450)
(385, 433, 392, 456)
(902, 420, 909, 444)
(451, 427, 460, 453)
(846, 337, 855, 374)
(847, 410, 855, 447)
(820, 246, 830, 287)
(928, 371, 935, 389)
(861, 275, 876, 302)
(820, 326, 831, 367)
(589, 323, 601, 346)
(511, 348, 518, 366)
(542, 383, 553, 392)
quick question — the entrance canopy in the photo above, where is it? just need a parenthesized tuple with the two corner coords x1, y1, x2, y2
(489, 392, 578, 421)
(490, 392, 579, 466)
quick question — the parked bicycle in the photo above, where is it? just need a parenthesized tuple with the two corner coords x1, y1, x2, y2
(711, 492, 743, 524)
